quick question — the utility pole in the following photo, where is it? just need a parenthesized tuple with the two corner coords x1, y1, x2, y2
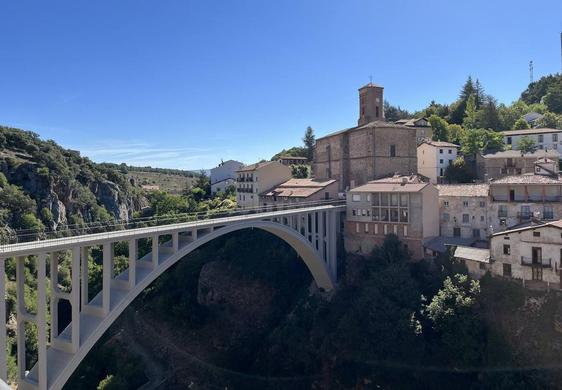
(529, 60, 534, 84)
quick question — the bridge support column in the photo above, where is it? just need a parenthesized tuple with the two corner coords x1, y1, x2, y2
(50, 253, 59, 342)
(296, 213, 302, 236)
(16, 256, 25, 382)
(71, 247, 81, 352)
(37, 253, 47, 390)
(318, 211, 325, 261)
(172, 232, 179, 253)
(327, 211, 338, 280)
(152, 235, 159, 268)
(103, 243, 112, 316)
(81, 246, 89, 307)
(128, 239, 137, 288)
(0, 257, 6, 381)
(311, 212, 317, 250)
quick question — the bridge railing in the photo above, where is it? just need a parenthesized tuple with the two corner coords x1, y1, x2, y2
(0, 199, 346, 248)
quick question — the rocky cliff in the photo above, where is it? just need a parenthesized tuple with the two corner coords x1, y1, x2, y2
(0, 125, 147, 231)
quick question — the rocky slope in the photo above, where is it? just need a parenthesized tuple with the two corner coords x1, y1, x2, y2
(0, 125, 147, 232)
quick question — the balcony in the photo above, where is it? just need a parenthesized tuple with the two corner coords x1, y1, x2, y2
(237, 187, 254, 193)
(521, 256, 552, 268)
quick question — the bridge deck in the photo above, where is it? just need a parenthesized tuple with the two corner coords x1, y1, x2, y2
(0, 203, 345, 257)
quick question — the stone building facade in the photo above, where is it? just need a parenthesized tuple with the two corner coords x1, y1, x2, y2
(437, 184, 490, 241)
(312, 83, 419, 192)
(475, 150, 560, 181)
(490, 221, 562, 288)
(344, 175, 439, 259)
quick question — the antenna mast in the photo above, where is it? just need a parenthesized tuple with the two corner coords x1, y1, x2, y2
(529, 60, 534, 84)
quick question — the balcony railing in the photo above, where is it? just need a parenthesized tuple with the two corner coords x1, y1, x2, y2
(521, 256, 552, 268)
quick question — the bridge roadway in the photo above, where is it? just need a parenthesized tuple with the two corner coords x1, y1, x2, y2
(0, 201, 345, 390)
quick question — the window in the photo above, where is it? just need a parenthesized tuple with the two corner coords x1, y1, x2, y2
(533, 231, 540, 237)
(439, 159, 444, 164)
(479, 201, 485, 207)
(473, 229, 480, 238)
(453, 227, 461, 237)
(503, 263, 512, 277)
(440, 168, 444, 176)
(376, 106, 380, 117)
(498, 205, 507, 218)
(544, 206, 553, 220)
(390, 145, 396, 157)
(443, 201, 449, 207)
(503, 244, 510, 255)
(538, 134, 544, 142)
(448, 149, 452, 154)
(462, 214, 469, 223)
(400, 194, 408, 207)
(480, 216, 484, 222)
(364, 223, 369, 233)
(361, 209, 367, 216)
(479, 262, 487, 270)
(553, 134, 559, 142)
(449, 159, 453, 166)
(400, 209, 409, 222)
(352, 194, 361, 202)
(352, 209, 356, 216)
(520, 205, 531, 219)
(439, 149, 443, 154)
(463, 200, 469, 207)
(442, 213, 450, 222)
(507, 136, 512, 144)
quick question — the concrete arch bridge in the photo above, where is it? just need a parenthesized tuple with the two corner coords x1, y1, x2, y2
(0, 202, 345, 389)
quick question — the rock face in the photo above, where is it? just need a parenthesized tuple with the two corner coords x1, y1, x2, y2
(90, 180, 132, 221)
(45, 191, 67, 229)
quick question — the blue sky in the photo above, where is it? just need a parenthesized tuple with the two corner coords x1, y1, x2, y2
(1, 0, 561, 170)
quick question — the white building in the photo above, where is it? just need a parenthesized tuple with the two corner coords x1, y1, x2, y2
(502, 128, 562, 151)
(417, 140, 459, 184)
(236, 161, 292, 209)
(489, 220, 562, 288)
(210, 160, 244, 195)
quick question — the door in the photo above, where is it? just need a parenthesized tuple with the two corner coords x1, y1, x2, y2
(532, 247, 542, 265)
(532, 266, 543, 281)
(509, 190, 515, 201)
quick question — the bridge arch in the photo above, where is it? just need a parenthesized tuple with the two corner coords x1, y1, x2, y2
(25, 218, 334, 390)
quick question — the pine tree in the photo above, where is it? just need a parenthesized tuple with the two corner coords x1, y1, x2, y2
(303, 126, 315, 161)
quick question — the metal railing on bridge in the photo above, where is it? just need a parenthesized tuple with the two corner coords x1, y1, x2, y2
(0, 199, 346, 249)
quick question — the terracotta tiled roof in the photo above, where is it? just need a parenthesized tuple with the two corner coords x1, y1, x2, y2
(262, 178, 336, 198)
(436, 184, 489, 197)
(351, 175, 428, 193)
(491, 173, 562, 184)
(481, 149, 560, 159)
(316, 120, 416, 141)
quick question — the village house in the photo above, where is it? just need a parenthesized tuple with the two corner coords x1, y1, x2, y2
(502, 128, 562, 151)
(489, 220, 562, 289)
(259, 178, 338, 208)
(437, 184, 490, 241)
(344, 174, 439, 259)
(417, 140, 459, 183)
(313, 83, 419, 191)
(210, 159, 244, 195)
(395, 117, 433, 143)
(488, 163, 562, 232)
(475, 149, 560, 181)
(453, 246, 491, 279)
(236, 161, 291, 209)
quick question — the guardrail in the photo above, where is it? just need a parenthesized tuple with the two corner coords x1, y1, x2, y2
(0, 199, 346, 248)
(521, 256, 552, 268)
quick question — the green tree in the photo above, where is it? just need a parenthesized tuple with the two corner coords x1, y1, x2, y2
(446, 124, 465, 145)
(302, 126, 315, 161)
(517, 136, 536, 153)
(291, 164, 309, 178)
(429, 115, 449, 141)
(422, 274, 484, 367)
(476, 95, 501, 130)
(462, 94, 478, 129)
(443, 157, 476, 183)
(521, 73, 562, 104)
(513, 117, 530, 130)
(544, 82, 562, 114)
(384, 100, 412, 121)
(460, 128, 504, 155)
(536, 112, 562, 129)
